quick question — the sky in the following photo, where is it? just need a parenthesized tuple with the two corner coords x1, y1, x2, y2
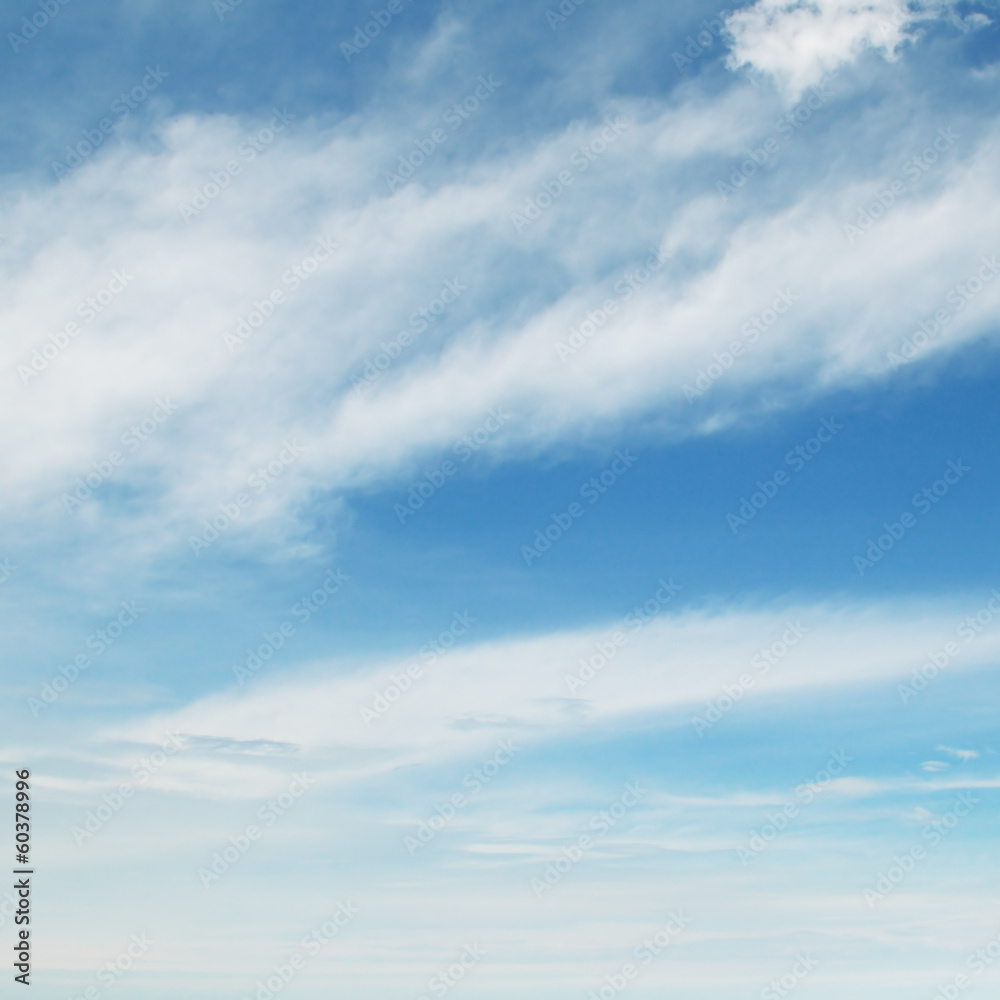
(1, 0, 1000, 997)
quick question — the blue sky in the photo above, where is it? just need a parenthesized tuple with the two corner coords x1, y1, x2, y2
(2, 0, 1000, 997)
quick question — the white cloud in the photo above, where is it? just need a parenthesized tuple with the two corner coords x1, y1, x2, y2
(29, 597, 1000, 987)
(724, 0, 934, 99)
(98, 598, 1000, 796)
(2, 81, 999, 556)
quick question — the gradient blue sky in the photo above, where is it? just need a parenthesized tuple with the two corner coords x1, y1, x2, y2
(2, 0, 1000, 997)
